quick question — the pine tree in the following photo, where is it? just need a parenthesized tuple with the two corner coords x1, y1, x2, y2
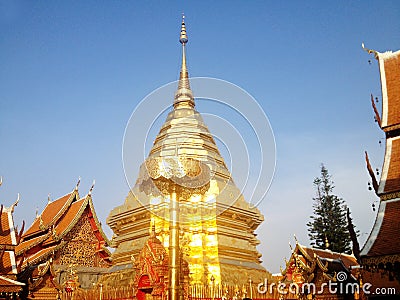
(307, 164, 352, 254)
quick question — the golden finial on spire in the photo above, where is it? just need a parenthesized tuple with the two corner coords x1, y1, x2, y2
(174, 14, 195, 109)
(179, 14, 188, 45)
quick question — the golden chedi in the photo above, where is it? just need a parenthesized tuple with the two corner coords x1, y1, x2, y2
(107, 16, 268, 286)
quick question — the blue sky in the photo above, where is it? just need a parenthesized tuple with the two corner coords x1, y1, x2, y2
(1, 1, 399, 274)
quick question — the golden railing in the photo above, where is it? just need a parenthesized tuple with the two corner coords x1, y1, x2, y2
(55, 283, 296, 300)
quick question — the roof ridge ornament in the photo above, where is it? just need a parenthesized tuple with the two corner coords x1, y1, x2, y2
(294, 233, 298, 244)
(88, 179, 95, 196)
(10, 193, 20, 214)
(174, 14, 195, 109)
(39, 214, 45, 231)
(362, 42, 379, 59)
(74, 176, 81, 191)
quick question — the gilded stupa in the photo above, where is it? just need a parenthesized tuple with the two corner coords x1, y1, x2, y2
(107, 17, 268, 286)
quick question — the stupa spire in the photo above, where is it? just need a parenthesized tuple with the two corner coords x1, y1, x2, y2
(174, 15, 195, 109)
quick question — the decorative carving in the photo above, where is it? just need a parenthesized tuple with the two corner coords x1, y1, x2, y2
(132, 231, 169, 300)
(381, 192, 400, 201)
(362, 254, 400, 266)
(362, 43, 379, 59)
(39, 214, 45, 231)
(57, 213, 108, 268)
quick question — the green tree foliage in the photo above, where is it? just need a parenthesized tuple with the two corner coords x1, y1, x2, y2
(307, 164, 352, 254)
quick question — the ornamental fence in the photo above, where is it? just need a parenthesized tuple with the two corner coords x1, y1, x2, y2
(57, 283, 296, 300)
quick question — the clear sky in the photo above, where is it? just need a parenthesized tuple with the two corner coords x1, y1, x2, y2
(1, 1, 399, 274)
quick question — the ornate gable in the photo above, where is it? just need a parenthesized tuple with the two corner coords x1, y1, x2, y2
(55, 206, 110, 268)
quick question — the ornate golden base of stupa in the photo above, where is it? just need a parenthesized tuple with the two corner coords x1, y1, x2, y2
(107, 179, 270, 286)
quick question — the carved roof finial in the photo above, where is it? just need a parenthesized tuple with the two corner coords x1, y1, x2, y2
(362, 42, 379, 59)
(0, 176, 3, 187)
(39, 214, 45, 230)
(47, 193, 52, 204)
(88, 179, 95, 195)
(10, 193, 20, 213)
(75, 176, 81, 191)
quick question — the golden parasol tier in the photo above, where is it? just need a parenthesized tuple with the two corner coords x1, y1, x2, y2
(137, 156, 211, 196)
(137, 156, 211, 300)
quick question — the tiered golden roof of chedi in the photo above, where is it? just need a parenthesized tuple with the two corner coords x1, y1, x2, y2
(0, 188, 25, 295)
(16, 181, 111, 298)
(361, 46, 400, 296)
(107, 17, 267, 285)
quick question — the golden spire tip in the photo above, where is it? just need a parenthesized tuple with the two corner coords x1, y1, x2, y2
(174, 14, 195, 109)
(180, 14, 188, 44)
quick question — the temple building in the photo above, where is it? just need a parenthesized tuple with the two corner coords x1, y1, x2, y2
(0, 184, 25, 299)
(15, 181, 111, 299)
(107, 17, 268, 287)
(361, 46, 400, 298)
(281, 241, 359, 299)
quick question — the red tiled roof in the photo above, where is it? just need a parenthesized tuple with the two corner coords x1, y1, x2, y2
(0, 211, 13, 245)
(364, 199, 400, 257)
(302, 247, 358, 269)
(0, 251, 17, 275)
(0, 275, 24, 293)
(383, 138, 400, 194)
(15, 233, 50, 256)
(381, 51, 400, 128)
(54, 198, 86, 236)
(21, 245, 56, 269)
(23, 192, 74, 238)
(42, 198, 87, 246)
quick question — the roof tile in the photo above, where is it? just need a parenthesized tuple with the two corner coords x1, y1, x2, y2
(23, 193, 74, 237)
(366, 200, 400, 256)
